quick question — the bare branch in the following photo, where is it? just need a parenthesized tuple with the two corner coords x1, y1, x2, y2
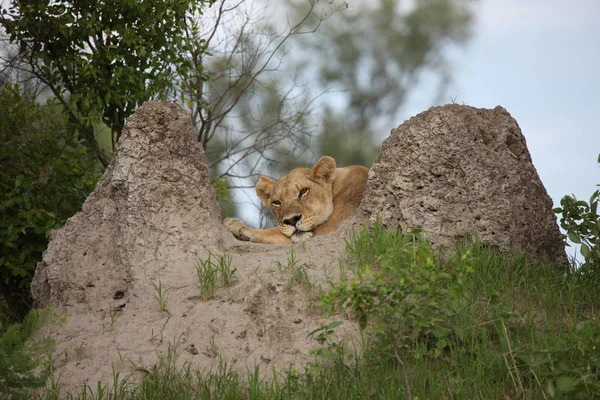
(176, 0, 343, 187)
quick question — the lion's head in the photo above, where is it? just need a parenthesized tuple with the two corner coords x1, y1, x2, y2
(255, 156, 336, 239)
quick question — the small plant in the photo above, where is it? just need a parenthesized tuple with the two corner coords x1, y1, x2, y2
(195, 252, 219, 300)
(217, 253, 237, 287)
(208, 335, 220, 359)
(275, 248, 322, 311)
(73, 341, 86, 360)
(211, 176, 230, 202)
(276, 248, 314, 287)
(275, 247, 298, 273)
(308, 321, 348, 361)
(0, 308, 55, 398)
(42, 345, 61, 374)
(337, 260, 347, 282)
(108, 306, 120, 328)
(284, 294, 294, 309)
(152, 280, 172, 313)
(195, 251, 238, 301)
(554, 155, 600, 275)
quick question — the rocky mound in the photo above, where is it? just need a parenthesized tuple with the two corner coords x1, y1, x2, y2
(346, 104, 567, 265)
(32, 101, 225, 312)
(30, 102, 355, 395)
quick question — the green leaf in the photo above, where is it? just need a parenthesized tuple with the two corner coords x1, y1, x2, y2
(14, 174, 24, 188)
(568, 231, 581, 244)
(580, 242, 591, 258)
(324, 320, 344, 330)
(556, 376, 577, 392)
(546, 380, 555, 398)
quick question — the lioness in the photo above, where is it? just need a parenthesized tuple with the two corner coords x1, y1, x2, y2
(224, 156, 368, 244)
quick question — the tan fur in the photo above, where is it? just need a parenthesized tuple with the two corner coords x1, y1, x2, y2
(224, 156, 369, 244)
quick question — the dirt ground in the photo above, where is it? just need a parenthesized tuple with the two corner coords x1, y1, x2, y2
(37, 233, 359, 396)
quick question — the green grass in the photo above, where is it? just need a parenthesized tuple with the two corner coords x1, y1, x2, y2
(12, 222, 600, 399)
(327, 222, 600, 399)
(195, 251, 238, 301)
(151, 280, 172, 313)
(275, 248, 322, 311)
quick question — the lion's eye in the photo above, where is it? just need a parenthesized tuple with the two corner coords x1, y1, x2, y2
(299, 188, 309, 198)
(272, 200, 281, 207)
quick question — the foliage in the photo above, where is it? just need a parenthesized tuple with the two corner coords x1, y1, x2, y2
(0, 307, 55, 399)
(324, 220, 476, 361)
(1, 0, 214, 166)
(553, 154, 600, 276)
(211, 176, 230, 203)
(210, 175, 236, 219)
(306, 320, 352, 377)
(321, 221, 600, 399)
(0, 84, 101, 321)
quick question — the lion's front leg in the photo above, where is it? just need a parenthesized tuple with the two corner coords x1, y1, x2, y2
(224, 218, 293, 244)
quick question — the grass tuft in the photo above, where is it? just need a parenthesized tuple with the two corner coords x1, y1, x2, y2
(195, 251, 238, 301)
(151, 280, 171, 313)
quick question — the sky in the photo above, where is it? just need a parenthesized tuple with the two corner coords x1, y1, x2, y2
(406, 0, 599, 209)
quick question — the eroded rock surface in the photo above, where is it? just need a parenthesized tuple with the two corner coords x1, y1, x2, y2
(346, 104, 567, 265)
(30, 101, 356, 396)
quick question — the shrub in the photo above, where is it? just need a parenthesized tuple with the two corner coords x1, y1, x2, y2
(321, 220, 600, 399)
(323, 220, 476, 360)
(553, 153, 600, 275)
(0, 307, 55, 399)
(0, 84, 102, 321)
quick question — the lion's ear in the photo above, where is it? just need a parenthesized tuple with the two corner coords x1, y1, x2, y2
(256, 176, 276, 206)
(310, 156, 336, 184)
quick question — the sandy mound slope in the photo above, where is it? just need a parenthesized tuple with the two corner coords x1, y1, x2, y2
(345, 104, 567, 265)
(31, 102, 357, 395)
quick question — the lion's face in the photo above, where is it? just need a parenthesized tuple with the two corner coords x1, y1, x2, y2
(256, 156, 336, 239)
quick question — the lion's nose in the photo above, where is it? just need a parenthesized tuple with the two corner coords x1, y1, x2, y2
(283, 214, 302, 227)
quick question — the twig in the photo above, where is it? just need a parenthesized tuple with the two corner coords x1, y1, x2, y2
(501, 319, 524, 395)
(393, 343, 412, 400)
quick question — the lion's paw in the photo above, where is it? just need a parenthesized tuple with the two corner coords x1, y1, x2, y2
(291, 230, 314, 243)
(224, 218, 250, 241)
